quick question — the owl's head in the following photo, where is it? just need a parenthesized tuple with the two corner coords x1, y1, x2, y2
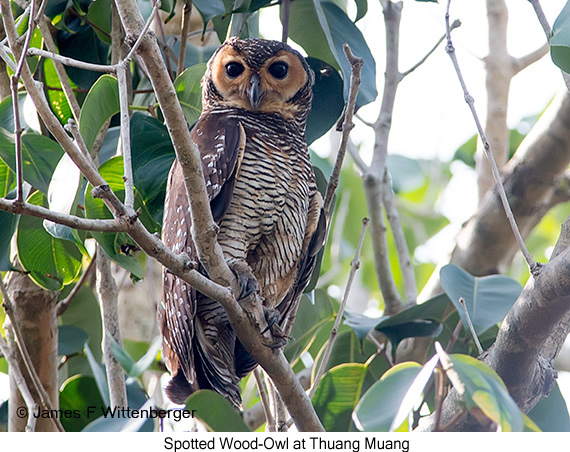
(203, 37, 314, 120)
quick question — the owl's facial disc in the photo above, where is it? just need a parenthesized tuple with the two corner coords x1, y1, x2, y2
(209, 45, 309, 117)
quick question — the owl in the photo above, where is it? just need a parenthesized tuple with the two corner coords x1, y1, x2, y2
(159, 37, 325, 408)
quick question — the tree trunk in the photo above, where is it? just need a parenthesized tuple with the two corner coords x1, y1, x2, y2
(6, 270, 59, 432)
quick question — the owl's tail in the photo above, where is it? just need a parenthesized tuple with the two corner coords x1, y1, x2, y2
(165, 371, 193, 405)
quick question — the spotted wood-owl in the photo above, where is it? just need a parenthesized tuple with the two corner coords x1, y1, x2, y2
(159, 37, 325, 407)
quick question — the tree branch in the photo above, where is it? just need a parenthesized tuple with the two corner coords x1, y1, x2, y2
(444, 0, 538, 274)
(96, 247, 128, 408)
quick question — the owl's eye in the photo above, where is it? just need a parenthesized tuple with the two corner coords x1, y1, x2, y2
(268, 61, 288, 79)
(226, 62, 245, 78)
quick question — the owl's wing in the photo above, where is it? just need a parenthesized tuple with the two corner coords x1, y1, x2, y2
(159, 115, 246, 405)
(192, 113, 246, 222)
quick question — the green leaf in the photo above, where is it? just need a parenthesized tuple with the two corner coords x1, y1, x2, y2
(313, 330, 378, 376)
(353, 362, 422, 432)
(528, 382, 570, 432)
(343, 311, 387, 342)
(284, 289, 337, 364)
(43, 57, 76, 125)
(79, 74, 119, 152)
(84, 156, 160, 279)
(194, 0, 226, 35)
(312, 363, 367, 432)
(85, 343, 110, 407)
(87, 0, 112, 44)
(290, 1, 377, 108)
(130, 113, 175, 224)
(186, 390, 250, 432)
(56, 17, 110, 89)
(60, 284, 103, 362)
(0, 131, 65, 194)
(82, 380, 153, 432)
(353, 0, 367, 21)
(174, 64, 207, 126)
(306, 57, 344, 145)
(58, 325, 89, 357)
(440, 264, 522, 335)
(44, 152, 84, 245)
(389, 354, 439, 431)
(59, 375, 106, 432)
(446, 353, 523, 432)
(109, 334, 161, 378)
(17, 191, 82, 290)
(387, 154, 425, 194)
(551, 1, 570, 73)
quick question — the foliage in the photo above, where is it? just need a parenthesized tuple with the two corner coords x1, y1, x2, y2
(0, 0, 568, 434)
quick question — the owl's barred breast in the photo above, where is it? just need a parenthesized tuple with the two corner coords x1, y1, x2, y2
(206, 108, 315, 306)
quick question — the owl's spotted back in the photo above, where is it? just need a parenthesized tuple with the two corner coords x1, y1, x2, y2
(160, 37, 324, 407)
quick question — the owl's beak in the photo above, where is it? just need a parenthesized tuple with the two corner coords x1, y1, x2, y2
(249, 73, 261, 109)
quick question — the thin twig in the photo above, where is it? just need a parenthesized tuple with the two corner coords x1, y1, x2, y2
(117, 63, 134, 209)
(14, 0, 37, 79)
(433, 366, 446, 432)
(177, 0, 193, 75)
(148, 0, 173, 80)
(25, 47, 115, 73)
(381, 169, 417, 304)
(253, 368, 275, 430)
(308, 218, 369, 399)
(445, 318, 463, 353)
(123, 0, 161, 65)
(323, 44, 363, 217)
(400, 20, 461, 80)
(458, 297, 483, 355)
(0, 332, 39, 431)
(96, 247, 128, 408)
(444, 0, 539, 275)
(38, 19, 81, 121)
(57, 248, 98, 316)
(528, 0, 551, 41)
(10, 77, 24, 202)
(0, 279, 64, 431)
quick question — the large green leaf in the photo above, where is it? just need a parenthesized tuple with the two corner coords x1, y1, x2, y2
(16, 191, 82, 290)
(186, 390, 250, 432)
(440, 264, 522, 335)
(306, 57, 344, 145)
(130, 113, 175, 224)
(387, 154, 426, 194)
(58, 325, 89, 357)
(551, 1, 570, 73)
(79, 74, 120, 152)
(289, 1, 377, 108)
(284, 289, 337, 364)
(353, 362, 422, 432)
(56, 16, 110, 89)
(43, 57, 76, 125)
(109, 334, 161, 378)
(59, 375, 106, 432)
(0, 131, 64, 194)
(174, 64, 206, 126)
(528, 382, 570, 432)
(445, 352, 523, 432)
(194, 0, 226, 35)
(87, 0, 112, 45)
(84, 156, 160, 278)
(313, 363, 367, 432)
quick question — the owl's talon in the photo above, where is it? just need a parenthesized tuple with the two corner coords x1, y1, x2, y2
(261, 308, 289, 349)
(228, 261, 259, 301)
